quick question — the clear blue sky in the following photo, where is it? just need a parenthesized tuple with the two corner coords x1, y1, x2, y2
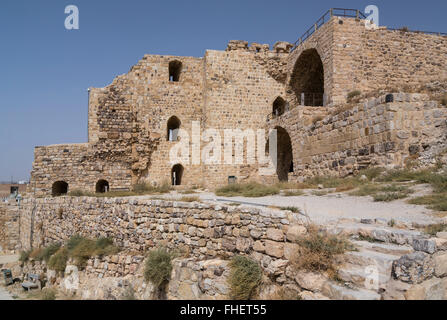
(1, 0, 446, 182)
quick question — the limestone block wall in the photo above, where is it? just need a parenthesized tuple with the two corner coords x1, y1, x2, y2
(0, 203, 20, 252)
(286, 16, 447, 106)
(30, 143, 132, 195)
(18, 197, 304, 264)
(269, 93, 447, 179)
(202, 49, 286, 186)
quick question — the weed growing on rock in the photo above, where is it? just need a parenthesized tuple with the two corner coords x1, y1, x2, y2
(228, 255, 262, 300)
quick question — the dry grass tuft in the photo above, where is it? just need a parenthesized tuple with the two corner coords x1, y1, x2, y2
(291, 225, 353, 278)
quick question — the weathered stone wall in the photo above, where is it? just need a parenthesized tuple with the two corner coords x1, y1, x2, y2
(18, 197, 305, 263)
(287, 17, 447, 105)
(0, 203, 20, 252)
(268, 93, 447, 179)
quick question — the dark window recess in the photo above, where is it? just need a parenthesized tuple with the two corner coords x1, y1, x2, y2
(228, 176, 237, 184)
(385, 94, 394, 103)
(169, 61, 182, 82)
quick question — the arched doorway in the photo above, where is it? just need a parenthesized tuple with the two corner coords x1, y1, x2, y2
(290, 49, 324, 106)
(171, 164, 184, 186)
(167, 116, 181, 141)
(96, 180, 109, 193)
(275, 127, 293, 182)
(272, 97, 286, 117)
(52, 181, 68, 196)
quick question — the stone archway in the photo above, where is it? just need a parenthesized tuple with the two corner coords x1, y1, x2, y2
(275, 127, 293, 182)
(290, 48, 324, 106)
(52, 181, 68, 196)
(171, 164, 184, 186)
(96, 180, 109, 193)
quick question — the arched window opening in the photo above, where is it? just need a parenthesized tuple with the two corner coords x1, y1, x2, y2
(96, 180, 109, 193)
(290, 49, 324, 106)
(272, 97, 286, 117)
(169, 60, 182, 82)
(52, 181, 68, 197)
(167, 116, 181, 141)
(171, 164, 184, 186)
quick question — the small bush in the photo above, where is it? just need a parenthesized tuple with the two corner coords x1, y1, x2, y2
(41, 288, 57, 300)
(409, 194, 447, 211)
(33, 243, 61, 262)
(179, 196, 200, 202)
(19, 250, 32, 263)
(282, 190, 304, 197)
(228, 256, 262, 300)
(373, 192, 408, 202)
(48, 248, 69, 272)
(144, 247, 175, 288)
(347, 90, 361, 102)
(69, 237, 119, 268)
(423, 223, 447, 236)
(133, 181, 172, 194)
(216, 183, 279, 197)
(280, 206, 301, 213)
(292, 225, 353, 277)
(66, 235, 86, 251)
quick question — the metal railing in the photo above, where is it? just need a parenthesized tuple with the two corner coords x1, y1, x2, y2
(387, 27, 447, 37)
(291, 8, 447, 52)
(291, 8, 367, 52)
(298, 92, 324, 107)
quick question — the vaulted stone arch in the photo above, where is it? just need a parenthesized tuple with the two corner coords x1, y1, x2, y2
(290, 48, 324, 106)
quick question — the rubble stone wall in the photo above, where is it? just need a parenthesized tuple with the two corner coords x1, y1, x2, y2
(18, 196, 305, 266)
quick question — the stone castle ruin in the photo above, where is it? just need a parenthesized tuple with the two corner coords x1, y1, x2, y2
(2, 8, 447, 301)
(29, 9, 447, 195)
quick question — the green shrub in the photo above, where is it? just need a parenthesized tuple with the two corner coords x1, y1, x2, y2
(94, 237, 120, 256)
(292, 225, 353, 278)
(70, 237, 118, 268)
(228, 256, 262, 300)
(41, 288, 57, 300)
(19, 250, 32, 263)
(216, 183, 279, 197)
(409, 194, 447, 211)
(423, 223, 447, 236)
(281, 206, 301, 213)
(144, 247, 175, 288)
(66, 234, 86, 251)
(48, 248, 69, 272)
(38, 243, 61, 262)
(347, 90, 362, 102)
(373, 192, 408, 202)
(179, 196, 201, 202)
(282, 190, 304, 197)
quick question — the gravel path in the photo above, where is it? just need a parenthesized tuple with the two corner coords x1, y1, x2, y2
(140, 187, 441, 226)
(198, 192, 438, 225)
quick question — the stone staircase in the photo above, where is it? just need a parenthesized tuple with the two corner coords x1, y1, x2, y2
(319, 222, 420, 300)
